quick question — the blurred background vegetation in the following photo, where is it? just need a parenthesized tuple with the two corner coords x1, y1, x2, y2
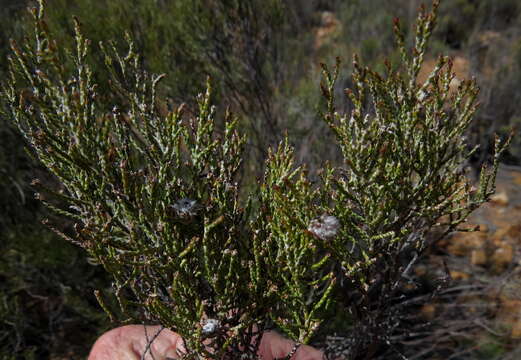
(1, 0, 520, 358)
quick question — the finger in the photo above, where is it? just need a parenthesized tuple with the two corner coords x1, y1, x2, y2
(88, 325, 185, 360)
(294, 344, 325, 360)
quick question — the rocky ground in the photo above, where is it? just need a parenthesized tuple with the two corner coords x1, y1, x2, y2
(426, 164, 521, 359)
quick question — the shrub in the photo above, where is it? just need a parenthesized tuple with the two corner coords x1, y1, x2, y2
(12, 0, 314, 166)
(0, 4, 111, 358)
(1, 0, 510, 359)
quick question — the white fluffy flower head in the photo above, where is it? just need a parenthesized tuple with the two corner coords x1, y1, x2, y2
(172, 198, 200, 217)
(202, 318, 220, 334)
(308, 214, 340, 241)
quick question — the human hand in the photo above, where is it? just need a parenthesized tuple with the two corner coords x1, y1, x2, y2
(88, 325, 324, 360)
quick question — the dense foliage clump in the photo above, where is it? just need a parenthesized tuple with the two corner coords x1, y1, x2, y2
(1, 0, 512, 359)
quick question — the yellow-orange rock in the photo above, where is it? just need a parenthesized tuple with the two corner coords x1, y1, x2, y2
(491, 226, 521, 250)
(490, 191, 509, 206)
(417, 55, 469, 95)
(314, 11, 341, 49)
(446, 231, 487, 257)
(507, 224, 521, 237)
(420, 303, 436, 320)
(497, 299, 518, 319)
(415, 264, 427, 277)
(512, 172, 521, 186)
(491, 244, 514, 271)
(511, 318, 521, 339)
(450, 270, 470, 280)
(471, 249, 487, 266)
(477, 223, 489, 233)
(492, 227, 511, 245)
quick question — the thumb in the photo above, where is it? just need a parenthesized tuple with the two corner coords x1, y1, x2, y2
(258, 331, 324, 360)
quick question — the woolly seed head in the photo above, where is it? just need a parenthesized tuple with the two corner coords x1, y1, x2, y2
(172, 198, 200, 217)
(308, 214, 340, 241)
(202, 318, 220, 334)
